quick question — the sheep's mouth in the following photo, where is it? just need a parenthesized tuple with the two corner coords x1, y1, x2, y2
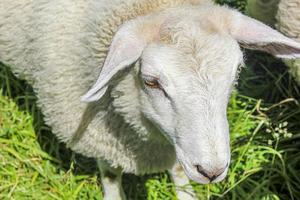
(174, 145, 229, 184)
(174, 146, 210, 184)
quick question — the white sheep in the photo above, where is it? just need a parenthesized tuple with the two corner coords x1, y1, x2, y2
(1, 0, 300, 199)
(246, 0, 300, 85)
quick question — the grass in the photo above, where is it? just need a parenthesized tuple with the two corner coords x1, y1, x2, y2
(1, 1, 300, 199)
(1, 55, 300, 200)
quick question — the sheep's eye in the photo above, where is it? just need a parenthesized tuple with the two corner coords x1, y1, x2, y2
(144, 79, 160, 89)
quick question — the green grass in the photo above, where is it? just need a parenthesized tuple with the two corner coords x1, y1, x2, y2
(1, 53, 300, 199)
(0, 67, 103, 199)
(1, 1, 300, 199)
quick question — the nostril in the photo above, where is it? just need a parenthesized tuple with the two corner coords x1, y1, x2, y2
(195, 163, 228, 182)
(195, 165, 211, 180)
(214, 163, 228, 179)
(217, 162, 228, 174)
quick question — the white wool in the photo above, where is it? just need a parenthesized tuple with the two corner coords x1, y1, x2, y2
(0, 0, 209, 174)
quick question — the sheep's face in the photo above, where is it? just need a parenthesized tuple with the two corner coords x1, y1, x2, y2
(82, 4, 300, 184)
(138, 33, 243, 184)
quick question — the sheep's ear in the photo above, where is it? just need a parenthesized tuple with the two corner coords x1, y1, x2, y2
(230, 13, 300, 58)
(81, 19, 160, 102)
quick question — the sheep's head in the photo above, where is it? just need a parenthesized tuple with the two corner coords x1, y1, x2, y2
(82, 5, 300, 184)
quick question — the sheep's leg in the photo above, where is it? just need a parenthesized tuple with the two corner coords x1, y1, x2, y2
(97, 160, 126, 200)
(169, 162, 198, 200)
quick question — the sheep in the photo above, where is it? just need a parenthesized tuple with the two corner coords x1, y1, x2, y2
(246, 0, 300, 85)
(1, 0, 300, 199)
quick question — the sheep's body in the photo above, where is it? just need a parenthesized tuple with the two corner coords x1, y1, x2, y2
(246, 0, 300, 85)
(2, 1, 300, 199)
(0, 0, 208, 174)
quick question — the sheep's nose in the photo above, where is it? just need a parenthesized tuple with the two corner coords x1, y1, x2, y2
(195, 163, 228, 182)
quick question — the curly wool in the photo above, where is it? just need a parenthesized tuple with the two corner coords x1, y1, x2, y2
(0, 0, 209, 174)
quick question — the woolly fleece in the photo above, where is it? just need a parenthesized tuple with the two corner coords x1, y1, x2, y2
(0, 0, 210, 174)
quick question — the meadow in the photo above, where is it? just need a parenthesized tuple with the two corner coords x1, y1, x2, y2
(1, 0, 300, 199)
